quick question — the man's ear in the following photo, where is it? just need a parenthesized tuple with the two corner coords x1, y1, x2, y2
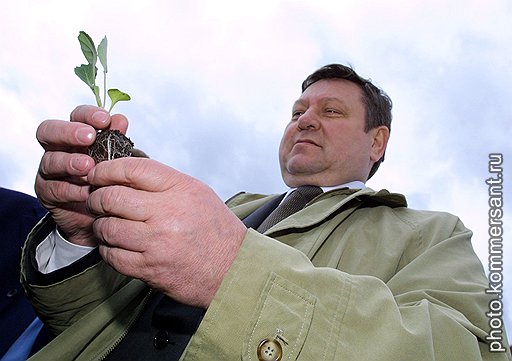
(370, 126, 390, 162)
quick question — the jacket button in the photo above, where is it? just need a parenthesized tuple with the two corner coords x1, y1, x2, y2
(153, 330, 169, 349)
(257, 338, 282, 361)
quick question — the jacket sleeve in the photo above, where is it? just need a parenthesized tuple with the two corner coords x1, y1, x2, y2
(20, 214, 130, 335)
(184, 217, 511, 361)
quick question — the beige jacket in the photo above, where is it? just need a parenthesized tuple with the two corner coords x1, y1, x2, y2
(22, 188, 511, 360)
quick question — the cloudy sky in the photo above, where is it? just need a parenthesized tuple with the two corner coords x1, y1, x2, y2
(1, 0, 510, 340)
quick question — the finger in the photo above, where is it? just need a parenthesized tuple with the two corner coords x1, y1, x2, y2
(70, 105, 111, 129)
(99, 244, 146, 280)
(93, 217, 149, 252)
(37, 120, 96, 151)
(70, 105, 129, 134)
(87, 185, 152, 221)
(88, 158, 181, 192)
(35, 173, 92, 207)
(109, 113, 129, 134)
(39, 151, 95, 179)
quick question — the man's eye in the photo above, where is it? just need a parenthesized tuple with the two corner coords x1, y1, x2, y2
(292, 110, 304, 119)
(326, 109, 340, 115)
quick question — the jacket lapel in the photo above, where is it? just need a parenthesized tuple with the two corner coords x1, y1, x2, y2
(241, 193, 285, 229)
(264, 188, 362, 234)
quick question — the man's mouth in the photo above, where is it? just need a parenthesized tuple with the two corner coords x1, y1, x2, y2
(295, 138, 319, 146)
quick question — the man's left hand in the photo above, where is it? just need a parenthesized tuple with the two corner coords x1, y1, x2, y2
(86, 157, 248, 308)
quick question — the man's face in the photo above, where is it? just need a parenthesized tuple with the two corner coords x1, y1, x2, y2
(279, 79, 385, 187)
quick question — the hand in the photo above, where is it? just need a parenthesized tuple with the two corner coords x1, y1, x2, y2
(35, 105, 129, 246)
(86, 157, 248, 308)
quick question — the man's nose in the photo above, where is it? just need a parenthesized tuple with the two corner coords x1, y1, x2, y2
(297, 109, 319, 130)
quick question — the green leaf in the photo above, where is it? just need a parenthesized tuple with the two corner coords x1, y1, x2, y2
(97, 36, 108, 107)
(74, 63, 96, 88)
(75, 31, 129, 111)
(92, 85, 102, 107)
(97, 36, 108, 73)
(78, 31, 97, 66)
(108, 88, 131, 112)
(74, 64, 101, 107)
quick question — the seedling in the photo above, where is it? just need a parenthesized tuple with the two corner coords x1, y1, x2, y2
(75, 31, 134, 162)
(75, 31, 131, 111)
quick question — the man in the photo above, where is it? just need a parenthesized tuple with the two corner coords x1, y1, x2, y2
(22, 64, 510, 360)
(0, 187, 51, 360)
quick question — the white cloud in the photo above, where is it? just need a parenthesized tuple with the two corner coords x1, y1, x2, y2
(0, 87, 43, 194)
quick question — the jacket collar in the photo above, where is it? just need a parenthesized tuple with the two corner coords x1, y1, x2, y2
(230, 187, 407, 234)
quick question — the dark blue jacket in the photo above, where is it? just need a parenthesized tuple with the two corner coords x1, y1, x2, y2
(0, 187, 50, 357)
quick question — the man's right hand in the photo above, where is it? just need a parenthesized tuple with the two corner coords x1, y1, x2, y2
(35, 105, 129, 247)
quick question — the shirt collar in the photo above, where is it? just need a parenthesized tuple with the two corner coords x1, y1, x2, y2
(283, 180, 366, 200)
(320, 180, 366, 193)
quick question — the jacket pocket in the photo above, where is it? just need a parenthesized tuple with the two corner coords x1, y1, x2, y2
(242, 272, 316, 361)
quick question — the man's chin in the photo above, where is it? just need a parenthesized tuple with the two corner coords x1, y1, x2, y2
(282, 165, 323, 186)
(285, 155, 320, 172)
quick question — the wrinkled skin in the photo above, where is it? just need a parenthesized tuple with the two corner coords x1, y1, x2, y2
(35, 105, 247, 307)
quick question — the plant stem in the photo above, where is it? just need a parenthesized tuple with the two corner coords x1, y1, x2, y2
(94, 90, 102, 108)
(103, 70, 107, 110)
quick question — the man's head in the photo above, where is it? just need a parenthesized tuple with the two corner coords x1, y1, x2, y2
(279, 64, 392, 187)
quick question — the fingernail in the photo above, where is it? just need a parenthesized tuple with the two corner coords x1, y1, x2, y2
(71, 156, 91, 172)
(92, 110, 109, 125)
(76, 128, 95, 145)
